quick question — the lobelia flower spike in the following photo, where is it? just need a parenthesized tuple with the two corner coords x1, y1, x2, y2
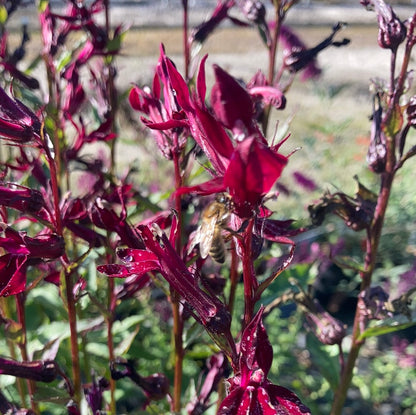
(151, 51, 289, 217)
(217, 307, 311, 414)
(129, 45, 190, 159)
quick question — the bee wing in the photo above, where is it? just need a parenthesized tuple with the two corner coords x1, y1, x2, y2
(195, 217, 216, 259)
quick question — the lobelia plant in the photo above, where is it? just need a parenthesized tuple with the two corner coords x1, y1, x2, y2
(0, 0, 415, 414)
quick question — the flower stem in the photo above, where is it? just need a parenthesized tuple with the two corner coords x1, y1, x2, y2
(0, 297, 26, 406)
(63, 269, 82, 406)
(103, 2, 118, 410)
(171, 135, 184, 412)
(227, 239, 239, 314)
(171, 291, 184, 413)
(182, 0, 190, 80)
(242, 219, 256, 328)
(262, 0, 282, 135)
(107, 277, 117, 414)
(330, 85, 397, 415)
(15, 293, 38, 413)
(46, 140, 82, 406)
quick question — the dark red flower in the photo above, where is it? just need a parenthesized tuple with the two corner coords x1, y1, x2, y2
(157, 49, 234, 173)
(210, 64, 285, 138)
(280, 23, 349, 81)
(0, 389, 35, 415)
(129, 46, 190, 159)
(99, 222, 236, 356)
(90, 198, 144, 249)
(110, 358, 169, 408)
(0, 25, 40, 89)
(84, 376, 109, 414)
(0, 227, 64, 260)
(187, 353, 229, 414)
(279, 24, 321, 81)
(0, 87, 43, 144)
(217, 308, 311, 415)
(175, 136, 288, 219)
(210, 64, 255, 135)
(0, 227, 64, 296)
(292, 171, 318, 192)
(0, 357, 58, 383)
(0, 184, 45, 213)
(224, 137, 288, 217)
(0, 254, 28, 297)
(190, 0, 236, 45)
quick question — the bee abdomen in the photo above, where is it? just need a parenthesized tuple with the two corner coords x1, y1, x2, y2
(210, 230, 225, 264)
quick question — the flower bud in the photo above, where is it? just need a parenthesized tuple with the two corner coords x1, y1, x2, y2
(375, 1, 406, 51)
(304, 299, 346, 345)
(239, 0, 266, 24)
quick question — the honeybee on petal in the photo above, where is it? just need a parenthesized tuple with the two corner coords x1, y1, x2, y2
(191, 194, 232, 264)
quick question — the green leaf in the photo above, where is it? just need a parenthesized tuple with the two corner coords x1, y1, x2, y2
(0, 5, 8, 24)
(112, 315, 145, 334)
(33, 383, 70, 403)
(38, 0, 49, 13)
(4, 320, 23, 343)
(384, 103, 403, 137)
(357, 320, 416, 341)
(56, 50, 74, 73)
(106, 31, 126, 53)
(114, 325, 140, 356)
(306, 333, 340, 390)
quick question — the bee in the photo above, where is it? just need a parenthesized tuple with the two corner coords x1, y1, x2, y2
(191, 194, 232, 263)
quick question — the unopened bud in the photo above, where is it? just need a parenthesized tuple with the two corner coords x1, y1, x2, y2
(240, 0, 266, 24)
(304, 299, 346, 345)
(376, 1, 406, 51)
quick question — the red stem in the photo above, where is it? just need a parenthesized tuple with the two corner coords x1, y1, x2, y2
(103, 2, 117, 410)
(227, 239, 239, 313)
(262, 0, 282, 135)
(242, 219, 256, 328)
(329, 32, 412, 412)
(45, 139, 82, 406)
(183, 0, 190, 80)
(171, 133, 184, 412)
(16, 294, 38, 413)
